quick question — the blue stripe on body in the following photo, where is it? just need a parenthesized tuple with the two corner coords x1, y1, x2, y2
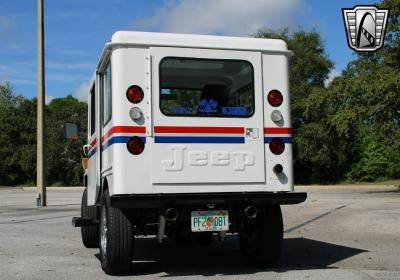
(89, 135, 246, 156)
(88, 147, 97, 159)
(264, 137, 292, 144)
(154, 136, 245, 144)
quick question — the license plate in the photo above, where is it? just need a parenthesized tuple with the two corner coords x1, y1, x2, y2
(191, 210, 229, 232)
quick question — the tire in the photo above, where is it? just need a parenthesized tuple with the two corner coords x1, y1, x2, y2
(81, 188, 99, 248)
(239, 204, 283, 268)
(100, 190, 134, 275)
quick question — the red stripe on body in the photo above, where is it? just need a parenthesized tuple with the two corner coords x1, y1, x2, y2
(264, 127, 292, 134)
(89, 138, 96, 147)
(91, 126, 290, 145)
(154, 126, 245, 134)
(102, 126, 146, 142)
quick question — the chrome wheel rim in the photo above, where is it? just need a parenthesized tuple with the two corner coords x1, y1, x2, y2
(100, 206, 107, 258)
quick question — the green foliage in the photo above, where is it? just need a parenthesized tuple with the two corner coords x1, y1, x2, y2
(0, 82, 21, 106)
(347, 133, 397, 182)
(327, 0, 399, 181)
(0, 0, 398, 185)
(254, 0, 399, 183)
(254, 28, 338, 183)
(0, 84, 87, 186)
(254, 28, 333, 129)
(0, 85, 36, 185)
(378, 0, 400, 69)
(45, 96, 87, 185)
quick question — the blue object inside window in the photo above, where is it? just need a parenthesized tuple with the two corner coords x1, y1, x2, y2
(159, 57, 254, 118)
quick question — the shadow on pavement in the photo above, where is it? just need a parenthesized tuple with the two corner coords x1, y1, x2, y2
(277, 237, 367, 271)
(95, 236, 367, 277)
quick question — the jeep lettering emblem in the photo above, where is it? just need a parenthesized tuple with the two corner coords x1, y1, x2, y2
(162, 145, 255, 171)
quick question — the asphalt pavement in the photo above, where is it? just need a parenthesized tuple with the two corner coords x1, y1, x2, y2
(0, 185, 399, 279)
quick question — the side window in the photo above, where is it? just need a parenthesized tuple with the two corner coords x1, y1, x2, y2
(90, 84, 95, 136)
(102, 62, 112, 126)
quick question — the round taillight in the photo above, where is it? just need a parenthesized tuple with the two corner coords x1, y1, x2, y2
(126, 85, 144, 104)
(127, 137, 145, 155)
(267, 90, 283, 107)
(269, 138, 285, 155)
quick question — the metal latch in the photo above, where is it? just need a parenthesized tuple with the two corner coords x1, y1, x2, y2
(245, 128, 260, 140)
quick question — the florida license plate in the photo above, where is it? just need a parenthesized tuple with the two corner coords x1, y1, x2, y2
(191, 210, 229, 232)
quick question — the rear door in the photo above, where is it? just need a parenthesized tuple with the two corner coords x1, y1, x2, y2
(150, 47, 265, 185)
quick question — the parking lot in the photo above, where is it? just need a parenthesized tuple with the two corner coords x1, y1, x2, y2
(0, 185, 399, 279)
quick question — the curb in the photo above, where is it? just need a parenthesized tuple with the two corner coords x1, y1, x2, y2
(22, 186, 85, 191)
(5, 185, 399, 192)
(295, 184, 399, 191)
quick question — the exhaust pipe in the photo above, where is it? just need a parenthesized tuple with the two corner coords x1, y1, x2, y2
(165, 208, 179, 222)
(244, 205, 258, 219)
(157, 214, 166, 243)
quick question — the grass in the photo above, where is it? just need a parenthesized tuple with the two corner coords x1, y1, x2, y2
(0, 185, 22, 190)
(347, 179, 400, 186)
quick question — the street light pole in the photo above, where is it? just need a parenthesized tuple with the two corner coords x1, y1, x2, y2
(37, 0, 46, 207)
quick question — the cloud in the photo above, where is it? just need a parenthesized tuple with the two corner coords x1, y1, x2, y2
(11, 78, 35, 85)
(46, 10, 100, 21)
(0, 16, 14, 39)
(72, 81, 90, 102)
(0, 63, 35, 85)
(325, 68, 341, 86)
(46, 46, 89, 56)
(48, 11, 85, 20)
(45, 95, 55, 104)
(46, 73, 86, 83)
(46, 61, 94, 70)
(132, 0, 302, 36)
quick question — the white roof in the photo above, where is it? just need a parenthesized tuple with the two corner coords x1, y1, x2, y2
(110, 31, 289, 53)
(96, 31, 291, 71)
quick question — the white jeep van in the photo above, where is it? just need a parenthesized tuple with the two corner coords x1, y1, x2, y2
(72, 31, 306, 275)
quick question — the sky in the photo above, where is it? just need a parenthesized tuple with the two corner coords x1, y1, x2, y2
(0, 0, 377, 103)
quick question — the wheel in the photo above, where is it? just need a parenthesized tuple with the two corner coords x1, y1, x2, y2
(239, 204, 283, 267)
(81, 188, 99, 248)
(99, 190, 134, 275)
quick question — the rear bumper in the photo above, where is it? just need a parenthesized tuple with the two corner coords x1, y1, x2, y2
(110, 191, 307, 209)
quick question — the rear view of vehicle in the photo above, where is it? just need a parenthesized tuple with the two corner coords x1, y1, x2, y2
(72, 31, 306, 275)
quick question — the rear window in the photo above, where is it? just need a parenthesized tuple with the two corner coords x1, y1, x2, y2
(159, 57, 254, 118)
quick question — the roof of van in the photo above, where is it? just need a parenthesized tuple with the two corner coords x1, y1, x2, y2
(110, 31, 289, 53)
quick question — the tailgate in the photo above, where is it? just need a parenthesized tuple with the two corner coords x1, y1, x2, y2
(149, 47, 265, 184)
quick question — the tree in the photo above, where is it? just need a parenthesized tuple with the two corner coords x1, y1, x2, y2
(0, 83, 88, 186)
(0, 83, 35, 185)
(253, 0, 400, 183)
(254, 28, 336, 183)
(0, 0, 398, 185)
(45, 95, 87, 185)
(325, 0, 399, 181)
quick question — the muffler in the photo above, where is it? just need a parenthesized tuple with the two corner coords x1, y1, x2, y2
(165, 208, 179, 222)
(244, 205, 258, 219)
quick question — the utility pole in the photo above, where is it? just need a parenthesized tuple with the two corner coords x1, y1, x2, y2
(37, 0, 46, 207)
